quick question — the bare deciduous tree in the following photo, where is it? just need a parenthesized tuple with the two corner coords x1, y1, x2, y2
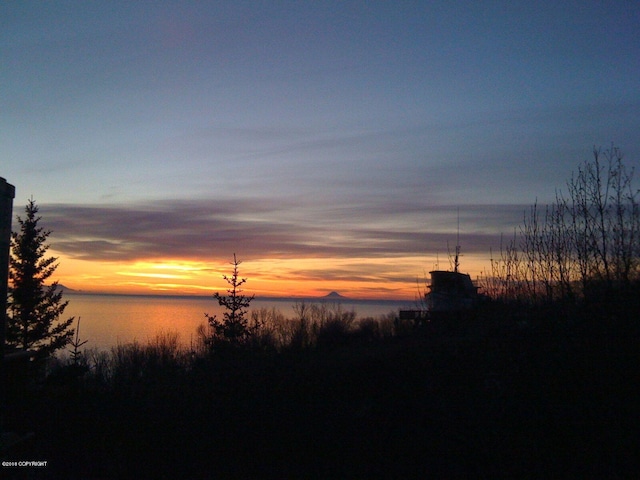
(482, 144, 639, 306)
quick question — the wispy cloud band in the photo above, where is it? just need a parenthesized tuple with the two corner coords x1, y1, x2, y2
(38, 199, 527, 264)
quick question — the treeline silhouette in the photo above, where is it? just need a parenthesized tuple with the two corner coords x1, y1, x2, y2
(5, 294, 637, 479)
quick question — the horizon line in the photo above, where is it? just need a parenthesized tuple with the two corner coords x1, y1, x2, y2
(61, 289, 416, 303)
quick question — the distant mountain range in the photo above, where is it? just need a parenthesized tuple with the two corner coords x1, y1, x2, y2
(46, 286, 347, 299)
(323, 291, 346, 299)
(53, 284, 76, 293)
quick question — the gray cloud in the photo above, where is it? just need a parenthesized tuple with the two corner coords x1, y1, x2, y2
(38, 198, 529, 264)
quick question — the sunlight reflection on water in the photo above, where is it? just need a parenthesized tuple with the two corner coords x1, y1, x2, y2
(64, 293, 414, 351)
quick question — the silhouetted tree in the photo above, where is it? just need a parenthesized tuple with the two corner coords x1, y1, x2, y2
(68, 317, 88, 366)
(205, 253, 255, 346)
(6, 199, 74, 357)
(566, 145, 639, 290)
(485, 144, 639, 305)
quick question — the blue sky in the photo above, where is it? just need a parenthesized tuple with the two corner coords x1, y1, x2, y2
(2, 1, 639, 297)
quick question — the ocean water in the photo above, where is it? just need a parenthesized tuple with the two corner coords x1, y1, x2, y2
(63, 293, 415, 351)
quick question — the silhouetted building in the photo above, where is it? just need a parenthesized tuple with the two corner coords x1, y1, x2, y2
(1, 177, 15, 359)
(1, 177, 15, 445)
(425, 270, 479, 312)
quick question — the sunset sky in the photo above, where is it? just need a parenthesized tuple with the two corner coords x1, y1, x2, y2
(2, 1, 639, 299)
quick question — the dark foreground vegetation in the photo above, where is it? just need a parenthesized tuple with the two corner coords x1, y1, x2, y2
(4, 293, 638, 479)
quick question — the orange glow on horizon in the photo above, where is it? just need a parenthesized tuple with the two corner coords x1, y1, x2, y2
(51, 251, 491, 300)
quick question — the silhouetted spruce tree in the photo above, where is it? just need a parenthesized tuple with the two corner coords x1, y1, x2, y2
(6, 199, 74, 357)
(206, 253, 255, 346)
